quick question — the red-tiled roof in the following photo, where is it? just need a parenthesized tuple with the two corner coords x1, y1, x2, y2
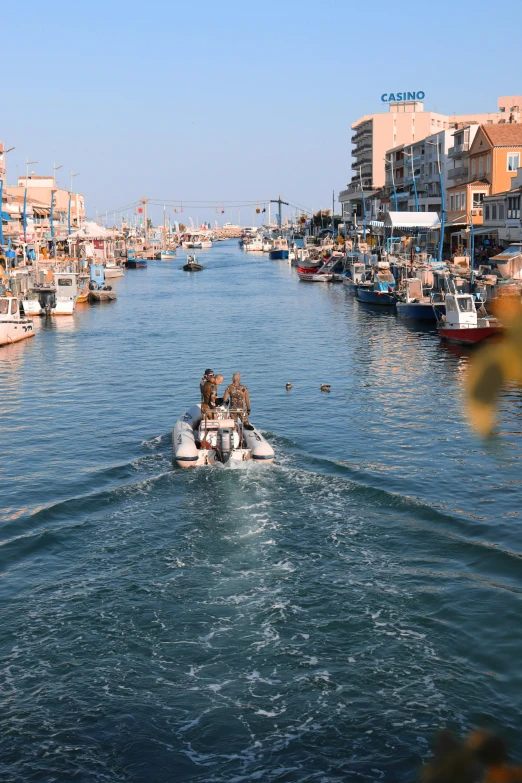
(481, 124, 522, 146)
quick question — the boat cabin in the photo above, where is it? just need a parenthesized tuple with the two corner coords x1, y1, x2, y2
(273, 238, 289, 251)
(0, 295, 21, 319)
(403, 278, 423, 302)
(90, 265, 105, 287)
(53, 272, 77, 301)
(445, 294, 477, 329)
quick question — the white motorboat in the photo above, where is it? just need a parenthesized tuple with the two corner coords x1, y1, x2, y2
(200, 240, 213, 249)
(0, 294, 35, 346)
(244, 237, 264, 252)
(173, 404, 275, 467)
(104, 262, 125, 278)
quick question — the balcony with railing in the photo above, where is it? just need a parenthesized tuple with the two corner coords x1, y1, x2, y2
(448, 141, 469, 157)
(448, 166, 469, 180)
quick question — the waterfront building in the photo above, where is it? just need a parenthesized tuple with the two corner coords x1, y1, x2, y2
(339, 96, 522, 225)
(446, 124, 522, 249)
(482, 166, 522, 246)
(7, 175, 85, 235)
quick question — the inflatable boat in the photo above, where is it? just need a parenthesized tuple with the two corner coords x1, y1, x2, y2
(173, 404, 275, 467)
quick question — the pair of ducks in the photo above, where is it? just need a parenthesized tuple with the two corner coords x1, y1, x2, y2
(285, 382, 330, 393)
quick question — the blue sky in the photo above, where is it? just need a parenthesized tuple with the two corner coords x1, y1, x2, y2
(3, 0, 521, 226)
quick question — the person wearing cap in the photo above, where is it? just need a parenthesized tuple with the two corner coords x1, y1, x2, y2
(201, 374, 224, 420)
(200, 369, 215, 402)
(223, 372, 251, 422)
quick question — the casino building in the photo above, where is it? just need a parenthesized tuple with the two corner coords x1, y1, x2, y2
(339, 96, 522, 222)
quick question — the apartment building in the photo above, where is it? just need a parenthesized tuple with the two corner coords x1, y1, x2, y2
(446, 124, 522, 229)
(339, 95, 522, 224)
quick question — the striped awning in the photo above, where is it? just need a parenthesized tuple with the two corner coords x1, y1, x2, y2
(369, 220, 385, 227)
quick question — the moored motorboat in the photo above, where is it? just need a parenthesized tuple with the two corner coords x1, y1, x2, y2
(396, 277, 437, 321)
(0, 293, 35, 346)
(126, 250, 147, 268)
(104, 262, 125, 278)
(156, 249, 177, 260)
(269, 238, 289, 260)
(183, 254, 203, 271)
(436, 293, 502, 345)
(173, 404, 275, 467)
(356, 261, 396, 305)
(342, 259, 367, 294)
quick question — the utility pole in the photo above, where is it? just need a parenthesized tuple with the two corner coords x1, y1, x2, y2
(141, 196, 148, 242)
(270, 195, 289, 234)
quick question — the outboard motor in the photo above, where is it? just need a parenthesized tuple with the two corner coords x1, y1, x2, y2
(38, 289, 56, 315)
(218, 428, 233, 463)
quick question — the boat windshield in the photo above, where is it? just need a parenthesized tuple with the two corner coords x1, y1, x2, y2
(57, 278, 73, 286)
(457, 297, 474, 312)
(0, 299, 9, 314)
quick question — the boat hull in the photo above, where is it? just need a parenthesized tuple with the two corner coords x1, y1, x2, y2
(89, 290, 117, 302)
(397, 302, 437, 321)
(0, 319, 35, 346)
(439, 325, 502, 345)
(126, 260, 147, 268)
(173, 404, 275, 468)
(357, 288, 396, 306)
(104, 267, 124, 278)
(269, 250, 289, 260)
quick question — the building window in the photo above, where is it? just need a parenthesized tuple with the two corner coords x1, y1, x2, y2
(485, 205, 490, 220)
(486, 154, 491, 173)
(472, 158, 476, 176)
(462, 192, 466, 210)
(492, 204, 497, 220)
(507, 195, 521, 219)
(507, 152, 520, 172)
(479, 157, 484, 176)
(450, 195, 454, 210)
(473, 192, 486, 207)
(455, 194, 460, 210)
(499, 204, 505, 219)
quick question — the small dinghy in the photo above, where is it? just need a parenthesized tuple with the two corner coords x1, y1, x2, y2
(173, 404, 275, 467)
(183, 254, 203, 271)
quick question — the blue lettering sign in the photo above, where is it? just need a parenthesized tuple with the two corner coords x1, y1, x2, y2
(381, 91, 425, 102)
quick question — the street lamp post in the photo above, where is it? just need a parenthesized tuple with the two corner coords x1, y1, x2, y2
(0, 146, 15, 249)
(385, 154, 398, 211)
(426, 138, 445, 263)
(24, 157, 38, 246)
(403, 148, 419, 211)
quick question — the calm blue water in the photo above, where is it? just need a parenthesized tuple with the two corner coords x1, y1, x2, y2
(1, 241, 522, 782)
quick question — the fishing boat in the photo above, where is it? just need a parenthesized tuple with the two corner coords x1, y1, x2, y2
(297, 254, 344, 282)
(88, 265, 117, 302)
(342, 259, 367, 294)
(200, 239, 213, 249)
(155, 249, 177, 260)
(269, 238, 289, 260)
(244, 237, 264, 252)
(356, 261, 396, 305)
(262, 238, 274, 253)
(396, 277, 438, 321)
(0, 294, 35, 346)
(183, 254, 203, 271)
(173, 404, 275, 467)
(126, 250, 147, 268)
(436, 293, 502, 345)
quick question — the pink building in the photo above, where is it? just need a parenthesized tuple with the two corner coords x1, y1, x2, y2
(339, 96, 522, 221)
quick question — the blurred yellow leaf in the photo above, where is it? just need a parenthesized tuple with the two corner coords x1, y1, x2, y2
(466, 296, 522, 435)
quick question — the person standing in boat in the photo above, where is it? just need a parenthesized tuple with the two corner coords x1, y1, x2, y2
(200, 369, 215, 401)
(223, 373, 251, 421)
(201, 374, 223, 420)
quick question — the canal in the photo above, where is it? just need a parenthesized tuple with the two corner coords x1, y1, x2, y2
(1, 240, 522, 781)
